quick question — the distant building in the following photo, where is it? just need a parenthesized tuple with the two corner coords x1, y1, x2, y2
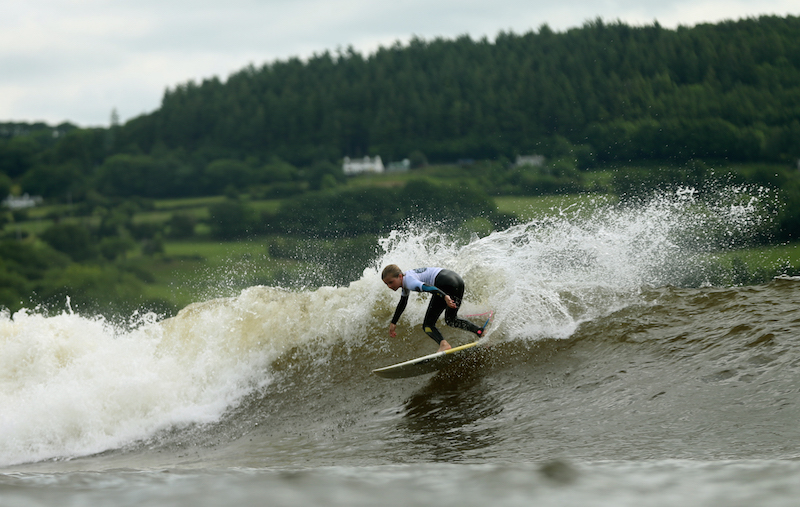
(386, 158, 410, 172)
(515, 154, 545, 168)
(342, 156, 384, 175)
(3, 193, 42, 210)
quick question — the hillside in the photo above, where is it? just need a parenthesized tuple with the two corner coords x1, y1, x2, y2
(1, 16, 800, 316)
(1, 16, 800, 205)
(119, 15, 800, 165)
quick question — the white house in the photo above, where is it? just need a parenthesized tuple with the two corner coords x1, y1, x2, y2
(343, 156, 384, 175)
(515, 155, 546, 168)
(3, 193, 42, 210)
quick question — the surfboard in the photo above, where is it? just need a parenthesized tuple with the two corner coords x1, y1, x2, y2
(372, 311, 493, 379)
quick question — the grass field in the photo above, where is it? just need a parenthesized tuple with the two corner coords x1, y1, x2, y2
(129, 193, 588, 309)
(716, 241, 800, 271)
(494, 194, 617, 220)
(5, 188, 799, 314)
(134, 238, 296, 310)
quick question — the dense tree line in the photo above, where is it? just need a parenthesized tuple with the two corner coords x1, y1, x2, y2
(118, 15, 800, 165)
(2, 15, 800, 244)
(2, 16, 800, 206)
(131, 14, 798, 242)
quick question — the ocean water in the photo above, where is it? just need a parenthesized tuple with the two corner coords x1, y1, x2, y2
(2, 188, 800, 506)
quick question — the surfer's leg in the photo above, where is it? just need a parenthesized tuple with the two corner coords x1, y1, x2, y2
(423, 296, 450, 350)
(436, 270, 482, 335)
(422, 325, 451, 351)
(445, 309, 482, 335)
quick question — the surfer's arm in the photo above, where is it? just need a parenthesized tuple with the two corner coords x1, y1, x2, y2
(420, 285, 457, 309)
(420, 284, 447, 298)
(389, 295, 409, 338)
(391, 294, 409, 324)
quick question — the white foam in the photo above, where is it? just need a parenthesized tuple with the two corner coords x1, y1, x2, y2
(0, 274, 394, 466)
(374, 186, 774, 341)
(0, 186, 770, 466)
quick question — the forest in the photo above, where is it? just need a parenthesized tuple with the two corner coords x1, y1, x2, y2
(1, 15, 800, 315)
(4, 16, 800, 198)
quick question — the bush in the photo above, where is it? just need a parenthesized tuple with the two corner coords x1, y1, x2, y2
(208, 198, 257, 239)
(168, 213, 197, 238)
(267, 235, 380, 285)
(33, 263, 173, 318)
(271, 180, 497, 238)
(40, 223, 97, 262)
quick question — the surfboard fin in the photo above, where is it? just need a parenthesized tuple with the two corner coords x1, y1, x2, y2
(476, 312, 493, 336)
(475, 312, 494, 337)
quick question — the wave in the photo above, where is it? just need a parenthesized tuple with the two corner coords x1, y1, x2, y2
(1, 187, 793, 468)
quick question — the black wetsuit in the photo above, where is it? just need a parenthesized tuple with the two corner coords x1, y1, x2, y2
(391, 268, 482, 344)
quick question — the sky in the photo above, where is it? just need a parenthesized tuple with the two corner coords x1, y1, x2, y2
(3, 0, 800, 127)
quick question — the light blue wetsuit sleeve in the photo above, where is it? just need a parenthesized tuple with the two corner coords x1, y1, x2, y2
(402, 269, 447, 298)
(420, 284, 447, 298)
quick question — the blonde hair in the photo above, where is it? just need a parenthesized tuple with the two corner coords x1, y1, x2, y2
(381, 264, 402, 280)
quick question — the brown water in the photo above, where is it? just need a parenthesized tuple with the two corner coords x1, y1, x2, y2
(3, 190, 800, 506)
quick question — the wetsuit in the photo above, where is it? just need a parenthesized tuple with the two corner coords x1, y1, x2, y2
(390, 267, 482, 344)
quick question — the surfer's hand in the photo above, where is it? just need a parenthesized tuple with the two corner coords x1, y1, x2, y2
(445, 295, 457, 309)
(389, 323, 397, 338)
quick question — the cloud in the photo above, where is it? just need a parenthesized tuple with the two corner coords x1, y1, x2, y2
(1, 0, 798, 126)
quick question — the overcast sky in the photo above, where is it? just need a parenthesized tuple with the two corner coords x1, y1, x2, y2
(3, 0, 799, 127)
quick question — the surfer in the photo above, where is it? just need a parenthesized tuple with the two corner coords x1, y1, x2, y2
(381, 265, 485, 352)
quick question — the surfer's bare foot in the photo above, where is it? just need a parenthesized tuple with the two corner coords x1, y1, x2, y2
(438, 340, 452, 352)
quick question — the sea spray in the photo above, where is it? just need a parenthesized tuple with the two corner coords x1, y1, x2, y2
(0, 275, 388, 466)
(374, 185, 777, 341)
(0, 186, 776, 466)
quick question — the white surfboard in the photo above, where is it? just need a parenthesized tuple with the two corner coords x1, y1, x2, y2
(372, 341, 485, 379)
(373, 311, 493, 379)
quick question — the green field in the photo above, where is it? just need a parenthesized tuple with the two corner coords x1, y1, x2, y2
(145, 194, 798, 309)
(4, 189, 799, 316)
(715, 242, 800, 272)
(494, 194, 618, 220)
(132, 239, 280, 309)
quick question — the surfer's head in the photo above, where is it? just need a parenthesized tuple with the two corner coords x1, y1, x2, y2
(382, 264, 403, 291)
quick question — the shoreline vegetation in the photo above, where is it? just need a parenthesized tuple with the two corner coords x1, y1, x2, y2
(1, 162, 798, 318)
(2, 15, 800, 317)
